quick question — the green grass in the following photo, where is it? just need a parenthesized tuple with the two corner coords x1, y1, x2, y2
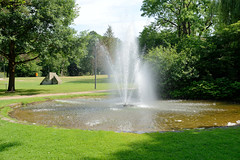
(0, 76, 240, 159)
(0, 116, 239, 159)
(0, 75, 110, 97)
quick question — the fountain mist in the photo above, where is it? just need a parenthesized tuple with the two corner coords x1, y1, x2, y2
(98, 26, 156, 105)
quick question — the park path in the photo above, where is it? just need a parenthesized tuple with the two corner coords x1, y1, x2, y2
(0, 90, 109, 100)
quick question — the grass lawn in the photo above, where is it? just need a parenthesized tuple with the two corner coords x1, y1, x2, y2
(0, 76, 240, 159)
(0, 75, 110, 97)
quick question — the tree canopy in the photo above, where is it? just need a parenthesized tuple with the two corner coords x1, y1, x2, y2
(215, 0, 240, 25)
(0, 0, 78, 91)
(141, 0, 214, 37)
(140, 0, 240, 101)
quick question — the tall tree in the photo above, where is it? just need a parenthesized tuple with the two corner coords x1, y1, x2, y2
(0, 0, 77, 91)
(141, 0, 214, 37)
(102, 25, 116, 59)
(101, 26, 118, 77)
(86, 31, 102, 75)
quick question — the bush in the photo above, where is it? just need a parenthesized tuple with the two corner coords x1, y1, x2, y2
(171, 78, 240, 101)
(145, 46, 199, 98)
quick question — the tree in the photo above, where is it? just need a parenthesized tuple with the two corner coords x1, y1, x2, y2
(197, 21, 240, 81)
(214, 0, 240, 26)
(141, 0, 214, 37)
(67, 31, 91, 76)
(0, 0, 77, 91)
(15, 60, 41, 77)
(101, 26, 118, 77)
(139, 24, 178, 53)
(83, 31, 103, 75)
(102, 26, 117, 59)
(39, 30, 89, 76)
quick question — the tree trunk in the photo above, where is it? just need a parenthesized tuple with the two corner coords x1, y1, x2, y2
(182, 22, 188, 36)
(7, 40, 16, 92)
(7, 61, 16, 92)
(61, 62, 65, 76)
(188, 22, 191, 35)
(177, 25, 181, 38)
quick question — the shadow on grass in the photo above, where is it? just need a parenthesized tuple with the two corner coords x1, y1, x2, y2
(65, 78, 109, 84)
(0, 89, 47, 96)
(79, 128, 240, 160)
(109, 128, 240, 160)
(0, 140, 21, 152)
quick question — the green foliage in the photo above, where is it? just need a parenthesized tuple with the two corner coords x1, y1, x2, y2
(176, 34, 207, 53)
(39, 31, 91, 76)
(141, 0, 214, 37)
(197, 21, 240, 81)
(141, 0, 240, 100)
(84, 31, 104, 75)
(102, 25, 116, 56)
(139, 25, 178, 53)
(40, 53, 68, 76)
(101, 26, 119, 76)
(145, 45, 199, 98)
(171, 78, 240, 101)
(214, 0, 240, 26)
(0, 0, 78, 91)
(64, 31, 95, 76)
(145, 23, 240, 99)
(169, 21, 240, 100)
(67, 62, 81, 76)
(15, 60, 42, 77)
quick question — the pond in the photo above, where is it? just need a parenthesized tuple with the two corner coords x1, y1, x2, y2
(10, 98, 240, 133)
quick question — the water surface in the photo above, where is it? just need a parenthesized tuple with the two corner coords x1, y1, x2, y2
(10, 98, 240, 132)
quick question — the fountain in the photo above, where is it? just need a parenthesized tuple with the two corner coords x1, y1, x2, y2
(9, 27, 240, 133)
(97, 26, 156, 106)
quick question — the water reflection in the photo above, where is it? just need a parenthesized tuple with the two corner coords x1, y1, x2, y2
(10, 98, 240, 132)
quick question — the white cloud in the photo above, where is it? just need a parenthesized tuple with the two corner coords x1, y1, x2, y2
(72, 0, 152, 39)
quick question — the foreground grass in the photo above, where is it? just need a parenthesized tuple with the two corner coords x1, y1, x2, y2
(0, 118, 239, 159)
(0, 97, 239, 159)
(0, 75, 110, 97)
(0, 76, 240, 159)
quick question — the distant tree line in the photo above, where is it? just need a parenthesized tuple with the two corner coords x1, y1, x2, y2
(0, 27, 118, 77)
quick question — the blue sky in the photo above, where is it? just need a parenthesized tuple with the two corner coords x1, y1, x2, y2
(72, 0, 153, 39)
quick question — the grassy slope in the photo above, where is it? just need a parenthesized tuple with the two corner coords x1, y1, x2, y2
(0, 76, 240, 159)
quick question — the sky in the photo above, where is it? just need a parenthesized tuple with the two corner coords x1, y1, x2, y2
(72, 0, 153, 40)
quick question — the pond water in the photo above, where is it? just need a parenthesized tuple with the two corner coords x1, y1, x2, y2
(10, 98, 240, 132)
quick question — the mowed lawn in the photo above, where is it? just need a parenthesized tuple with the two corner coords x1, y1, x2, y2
(0, 114, 239, 160)
(0, 76, 240, 159)
(0, 75, 110, 97)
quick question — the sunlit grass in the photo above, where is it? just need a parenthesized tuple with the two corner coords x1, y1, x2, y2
(0, 115, 239, 159)
(0, 75, 110, 97)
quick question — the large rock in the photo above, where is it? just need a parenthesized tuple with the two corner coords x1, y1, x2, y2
(40, 72, 62, 85)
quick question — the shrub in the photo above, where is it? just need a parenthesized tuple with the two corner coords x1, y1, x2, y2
(171, 78, 240, 101)
(145, 46, 199, 98)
